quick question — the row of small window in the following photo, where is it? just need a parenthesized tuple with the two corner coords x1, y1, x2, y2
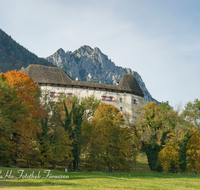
(50, 92, 74, 98)
(101, 96, 115, 102)
(101, 96, 137, 105)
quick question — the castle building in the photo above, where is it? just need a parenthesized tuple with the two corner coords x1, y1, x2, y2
(23, 65, 144, 114)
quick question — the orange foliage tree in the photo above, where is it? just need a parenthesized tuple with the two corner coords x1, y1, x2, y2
(0, 70, 45, 166)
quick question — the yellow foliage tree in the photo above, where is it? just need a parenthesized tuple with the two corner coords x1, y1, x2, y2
(158, 133, 180, 172)
(49, 126, 73, 170)
(134, 101, 182, 171)
(186, 132, 200, 173)
(83, 102, 136, 172)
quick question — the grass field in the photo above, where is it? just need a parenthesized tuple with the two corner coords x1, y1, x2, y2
(0, 167, 200, 190)
(0, 152, 199, 190)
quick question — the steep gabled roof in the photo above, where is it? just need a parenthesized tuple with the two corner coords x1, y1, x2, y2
(22, 64, 144, 97)
(23, 64, 72, 85)
(119, 74, 143, 96)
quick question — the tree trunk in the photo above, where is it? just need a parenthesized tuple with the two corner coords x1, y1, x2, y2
(145, 144, 160, 171)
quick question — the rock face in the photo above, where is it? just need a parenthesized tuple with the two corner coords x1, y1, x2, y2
(46, 45, 159, 104)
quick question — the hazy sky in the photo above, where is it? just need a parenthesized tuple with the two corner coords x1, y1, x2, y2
(1, 0, 200, 108)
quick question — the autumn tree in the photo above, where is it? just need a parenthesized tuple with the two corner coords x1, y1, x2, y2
(0, 70, 45, 166)
(83, 102, 135, 172)
(186, 132, 200, 173)
(36, 89, 73, 169)
(134, 101, 181, 171)
(0, 75, 25, 166)
(48, 125, 73, 170)
(58, 96, 83, 171)
(158, 133, 180, 172)
(57, 94, 101, 171)
(157, 99, 200, 173)
(177, 99, 200, 172)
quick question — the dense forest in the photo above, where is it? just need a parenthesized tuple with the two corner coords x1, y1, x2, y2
(0, 28, 53, 72)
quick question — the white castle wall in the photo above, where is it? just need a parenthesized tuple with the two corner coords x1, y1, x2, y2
(40, 85, 143, 115)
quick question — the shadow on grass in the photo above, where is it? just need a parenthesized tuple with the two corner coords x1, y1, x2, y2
(135, 162, 150, 172)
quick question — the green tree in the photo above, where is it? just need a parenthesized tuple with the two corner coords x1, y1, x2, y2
(37, 117, 51, 167)
(37, 89, 73, 169)
(134, 101, 181, 171)
(59, 96, 84, 171)
(49, 125, 73, 170)
(0, 75, 25, 166)
(157, 99, 200, 173)
(184, 99, 200, 129)
(58, 95, 100, 171)
(1, 70, 45, 167)
(80, 94, 100, 120)
(177, 99, 200, 172)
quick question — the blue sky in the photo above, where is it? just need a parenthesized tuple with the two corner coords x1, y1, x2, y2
(0, 0, 200, 108)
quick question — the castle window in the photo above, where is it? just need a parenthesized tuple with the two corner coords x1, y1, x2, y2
(101, 96, 115, 102)
(67, 93, 74, 98)
(50, 92, 55, 98)
(120, 107, 123, 111)
(120, 98, 122, 102)
(109, 97, 113, 101)
(101, 96, 106, 101)
(133, 99, 137, 105)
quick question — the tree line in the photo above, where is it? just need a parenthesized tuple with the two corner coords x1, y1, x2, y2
(0, 70, 200, 173)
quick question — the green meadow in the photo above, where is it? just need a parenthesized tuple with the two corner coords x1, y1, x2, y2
(0, 153, 199, 190)
(0, 168, 200, 190)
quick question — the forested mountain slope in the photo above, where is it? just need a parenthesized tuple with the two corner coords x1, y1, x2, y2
(0, 29, 53, 72)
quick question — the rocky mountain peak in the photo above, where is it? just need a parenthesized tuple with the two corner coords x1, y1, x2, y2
(46, 45, 159, 104)
(94, 47, 102, 53)
(57, 48, 65, 54)
(74, 45, 94, 57)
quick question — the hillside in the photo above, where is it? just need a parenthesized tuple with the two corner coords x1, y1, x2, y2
(46, 45, 159, 104)
(0, 28, 53, 72)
